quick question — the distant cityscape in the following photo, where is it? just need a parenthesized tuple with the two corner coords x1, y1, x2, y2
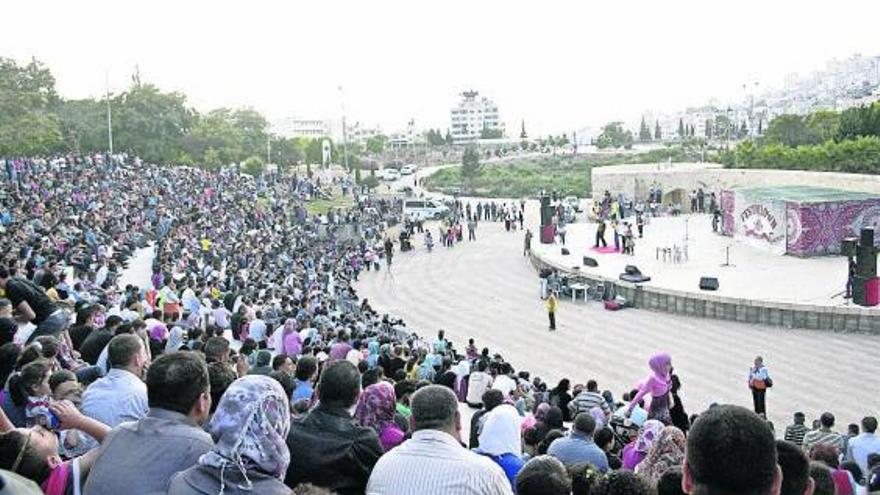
(271, 52, 880, 149)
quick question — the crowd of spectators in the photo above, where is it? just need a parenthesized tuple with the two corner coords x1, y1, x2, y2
(0, 153, 878, 495)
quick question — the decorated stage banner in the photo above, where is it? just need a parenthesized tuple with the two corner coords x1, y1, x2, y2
(786, 198, 880, 256)
(720, 190, 735, 236)
(733, 190, 786, 255)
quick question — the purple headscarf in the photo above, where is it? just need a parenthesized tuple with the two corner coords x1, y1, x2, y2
(645, 353, 672, 396)
(354, 382, 404, 451)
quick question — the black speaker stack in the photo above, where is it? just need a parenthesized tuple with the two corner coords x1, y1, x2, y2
(846, 227, 878, 306)
(539, 195, 553, 227)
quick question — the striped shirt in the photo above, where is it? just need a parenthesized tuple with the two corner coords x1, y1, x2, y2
(802, 428, 845, 453)
(366, 429, 513, 495)
(784, 424, 808, 446)
(568, 391, 611, 418)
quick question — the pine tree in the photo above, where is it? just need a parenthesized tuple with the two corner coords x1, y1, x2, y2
(639, 117, 652, 142)
(654, 120, 662, 140)
(678, 118, 685, 138)
(705, 118, 713, 139)
(758, 119, 763, 135)
(520, 120, 527, 139)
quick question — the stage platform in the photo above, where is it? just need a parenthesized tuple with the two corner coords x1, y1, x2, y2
(531, 215, 880, 333)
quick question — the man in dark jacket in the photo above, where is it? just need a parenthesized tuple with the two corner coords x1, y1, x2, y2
(284, 360, 383, 495)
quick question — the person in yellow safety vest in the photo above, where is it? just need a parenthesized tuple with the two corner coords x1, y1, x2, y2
(546, 291, 558, 331)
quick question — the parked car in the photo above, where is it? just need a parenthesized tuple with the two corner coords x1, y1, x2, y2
(564, 196, 582, 212)
(400, 164, 417, 175)
(383, 169, 401, 181)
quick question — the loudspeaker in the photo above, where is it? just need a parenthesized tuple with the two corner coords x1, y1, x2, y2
(540, 196, 552, 227)
(624, 265, 641, 276)
(842, 237, 858, 257)
(856, 246, 877, 278)
(853, 274, 871, 306)
(583, 256, 598, 267)
(861, 227, 875, 247)
(699, 277, 719, 291)
(561, 247, 570, 255)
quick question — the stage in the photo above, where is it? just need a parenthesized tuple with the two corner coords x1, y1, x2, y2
(531, 214, 880, 331)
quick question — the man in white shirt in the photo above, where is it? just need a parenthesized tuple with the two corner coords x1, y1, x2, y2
(466, 361, 493, 407)
(847, 416, 880, 474)
(248, 311, 268, 346)
(491, 363, 517, 399)
(367, 385, 512, 495)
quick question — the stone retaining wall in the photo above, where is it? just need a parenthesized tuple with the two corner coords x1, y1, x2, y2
(529, 251, 880, 334)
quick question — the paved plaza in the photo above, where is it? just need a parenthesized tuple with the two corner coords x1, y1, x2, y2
(356, 206, 880, 431)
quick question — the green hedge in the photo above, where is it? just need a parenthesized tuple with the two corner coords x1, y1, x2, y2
(718, 136, 880, 174)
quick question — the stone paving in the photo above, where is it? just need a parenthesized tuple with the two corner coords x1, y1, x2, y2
(355, 209, 880, 432)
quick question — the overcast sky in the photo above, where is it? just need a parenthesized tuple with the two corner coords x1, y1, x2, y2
(5, 0, 880, 135)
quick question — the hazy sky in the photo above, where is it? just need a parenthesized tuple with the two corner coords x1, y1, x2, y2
(5, 0, 880, 135)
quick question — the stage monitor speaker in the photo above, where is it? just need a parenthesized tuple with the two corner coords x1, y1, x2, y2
(856, 246, 877, 278)
(699, 277, 719, 291)
(561, 247, 570, 255)
(583, 256, 598, 267)
(842, 237, 859, 257)
(624, 265, 641, 276)
(861, 227, 875, 247)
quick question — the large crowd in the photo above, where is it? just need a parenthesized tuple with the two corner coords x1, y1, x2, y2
(0, 153, 878, 495)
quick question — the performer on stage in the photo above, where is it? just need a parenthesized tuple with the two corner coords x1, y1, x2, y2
(626, 353, 673, 425)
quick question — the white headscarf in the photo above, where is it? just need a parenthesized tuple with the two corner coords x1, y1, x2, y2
(477, 404, 523, 456)
(164, 326, 186, 353)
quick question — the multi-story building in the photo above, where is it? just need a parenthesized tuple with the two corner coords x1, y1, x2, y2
(450, 90, 503, 144)
(272, 117, 331, 139)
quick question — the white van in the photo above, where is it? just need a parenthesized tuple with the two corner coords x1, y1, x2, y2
(400, 164, 417, 175)
(404, 199, 449, 221)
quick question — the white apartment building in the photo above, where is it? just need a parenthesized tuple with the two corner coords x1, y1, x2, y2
(450, 90, 503, 144)
(272, 117, 331, 139)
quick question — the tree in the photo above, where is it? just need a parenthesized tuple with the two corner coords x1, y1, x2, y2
(596, 122, 634, 149)
(705, 118, 714, 139)
(242, 155, 264, 177)
(480, 126, 503, 139)
(444, 129, 453, 145)
(677, 118, 685, 139)
(757, 119, 763, 135)
(739, 121, 748, 139)
(111, 77, 194, 162)
(714, 115, 734, 141)
(764, 114, 813, 147)
(520, 120, 528, 139)
(366, 135, 387, 154)
(0, 57, 63, 156)
(639, 117, 652, 142)
(354, 165, 362, 183)
(460, 146, 483, 192)
(837, 102, 880, 141)
(654, 120, 662, 140)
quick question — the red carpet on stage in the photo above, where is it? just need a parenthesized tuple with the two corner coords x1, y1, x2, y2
(591, 246, 620, 254)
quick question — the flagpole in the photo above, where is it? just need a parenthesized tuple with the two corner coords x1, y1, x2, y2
(105, 71, 113, 155)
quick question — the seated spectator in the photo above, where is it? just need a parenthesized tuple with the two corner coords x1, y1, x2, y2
(785, 412, 809, 447)
(249, 350, 273, 376)
(593, 470, 654, 495)
(776, 440, 815, 495)
(847, 416, 880, 476)
(547, 412, 609, 472)
(636, 425, 686, 484)
(809, 444, 857, 495)
(81, 334, 149, 429)
(802, 412, 845, 453)
(470, 388, 504, 449)
(466, 360, 493, 408)
(292, 356, 317, 405)
(203, 336, 230, 364)
(79, 316, 122, 365)
(517, 455, 571, 495)
(0, 299, 17, 345)
(657, 467, 688, 495)
(569, 379, 611, 418)
(809, 462, 835, 495)
(622, 419, 664, 471)
(367, 385, 512, 495)
(682, 405, 781, 495)
(272, 354, 294, 374)
(354, 381, 405, 452)
(83, 352, 213, 495)
(567, 462, 603, 495)
(0, 400, 111, 495)
(593, 428, 622, 470)
(475, 404, 525, 490)
(2, 360, 52, 428)
(207, 361, 237, 415)
(168, 375, 291, 495)
(285, 360, 383, 495)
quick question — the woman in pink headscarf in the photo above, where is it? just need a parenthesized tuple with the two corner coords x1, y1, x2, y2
(626, 353, 673, 425)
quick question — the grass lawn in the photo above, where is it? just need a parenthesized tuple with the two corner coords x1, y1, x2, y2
(305, 194, 355, 215)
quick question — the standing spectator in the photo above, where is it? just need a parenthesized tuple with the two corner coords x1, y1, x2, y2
(547, 413, 609, 472)
(285, 360, 383, 495)
(681, 405, 781, 495)
(847, 416, 880, 475)
(83, 352, 213, 495)
(81, 334, 149, 429)
(167, 375, 291, 495)
(546, 291, 558, 331)
(366, 385, 512, 495)
(749, 356, 772, 416)
(516, 456, 571, 495)
(784, 412, 809, 447)
(802, 412, 845, 453)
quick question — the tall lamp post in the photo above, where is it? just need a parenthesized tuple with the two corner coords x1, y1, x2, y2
(338, 86, 350, 173)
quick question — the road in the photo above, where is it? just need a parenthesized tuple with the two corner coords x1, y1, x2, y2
(355, 203, 880, 432)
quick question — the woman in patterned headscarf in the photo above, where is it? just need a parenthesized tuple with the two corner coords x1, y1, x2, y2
(635, 426, 686, 484)
(354, 381, 405, 452)
(167, 375, 291, 495)
(621, 419, 665, 471)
